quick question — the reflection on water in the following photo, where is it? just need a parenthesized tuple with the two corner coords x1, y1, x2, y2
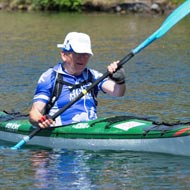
(1, 148, 190, 190)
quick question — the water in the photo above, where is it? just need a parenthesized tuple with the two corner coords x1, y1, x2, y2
(1, 147, 190, 190)
(0, 11, 190, 189)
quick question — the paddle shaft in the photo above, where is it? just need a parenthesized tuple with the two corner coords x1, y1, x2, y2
(11, 0, 190, 149)
(11, 127, 41, 150)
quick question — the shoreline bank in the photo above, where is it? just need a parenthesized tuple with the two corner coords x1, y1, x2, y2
(0, 0, 180, 15)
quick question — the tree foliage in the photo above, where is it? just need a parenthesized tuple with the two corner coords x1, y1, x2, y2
(33, 0, 83, 11)
(2, 0, 83, 11)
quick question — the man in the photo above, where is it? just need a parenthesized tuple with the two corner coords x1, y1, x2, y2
(29, 32, 126, 128)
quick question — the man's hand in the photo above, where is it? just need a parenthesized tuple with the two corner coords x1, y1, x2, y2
(108, 61, 125, 84)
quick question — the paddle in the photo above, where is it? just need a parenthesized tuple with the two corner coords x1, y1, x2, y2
(11, 0, 190, 150)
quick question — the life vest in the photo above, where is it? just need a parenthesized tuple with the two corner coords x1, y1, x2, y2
(45, 70, 98, 114)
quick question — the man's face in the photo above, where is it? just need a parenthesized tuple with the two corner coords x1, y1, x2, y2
(62, 51, 91, 75)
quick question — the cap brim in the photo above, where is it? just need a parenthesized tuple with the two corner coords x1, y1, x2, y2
(57, 44, 64, 48)
(72, 47, 93, 55)
(57, 44, 93, 56)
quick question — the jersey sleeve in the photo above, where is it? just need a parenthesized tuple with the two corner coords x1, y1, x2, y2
(33, 68, 55, 103)
(89, 69, 108, 93)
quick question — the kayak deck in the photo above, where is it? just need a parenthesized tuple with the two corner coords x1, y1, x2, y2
(0, 113, 190, 139)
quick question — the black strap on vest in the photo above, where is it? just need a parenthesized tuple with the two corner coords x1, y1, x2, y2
(45, 70, 98, 114)
(45, 72, 63, 114)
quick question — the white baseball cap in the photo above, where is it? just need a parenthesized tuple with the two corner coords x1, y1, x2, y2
(57, 32, 93, 55)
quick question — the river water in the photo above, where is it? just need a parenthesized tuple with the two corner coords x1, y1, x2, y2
(0, 11, 190, 189)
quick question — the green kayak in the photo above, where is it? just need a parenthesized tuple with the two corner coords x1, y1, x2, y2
(0, 111, 190, 156)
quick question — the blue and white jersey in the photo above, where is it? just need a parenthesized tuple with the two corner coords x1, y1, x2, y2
(33, 63, 107, 126)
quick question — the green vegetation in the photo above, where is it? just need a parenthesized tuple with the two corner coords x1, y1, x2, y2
(0, 0, 185, 12)
(32, 0, 83, 11)
(0, 0, 83, 11)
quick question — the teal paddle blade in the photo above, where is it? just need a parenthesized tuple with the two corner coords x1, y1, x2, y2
(132, 0, 190, 54)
